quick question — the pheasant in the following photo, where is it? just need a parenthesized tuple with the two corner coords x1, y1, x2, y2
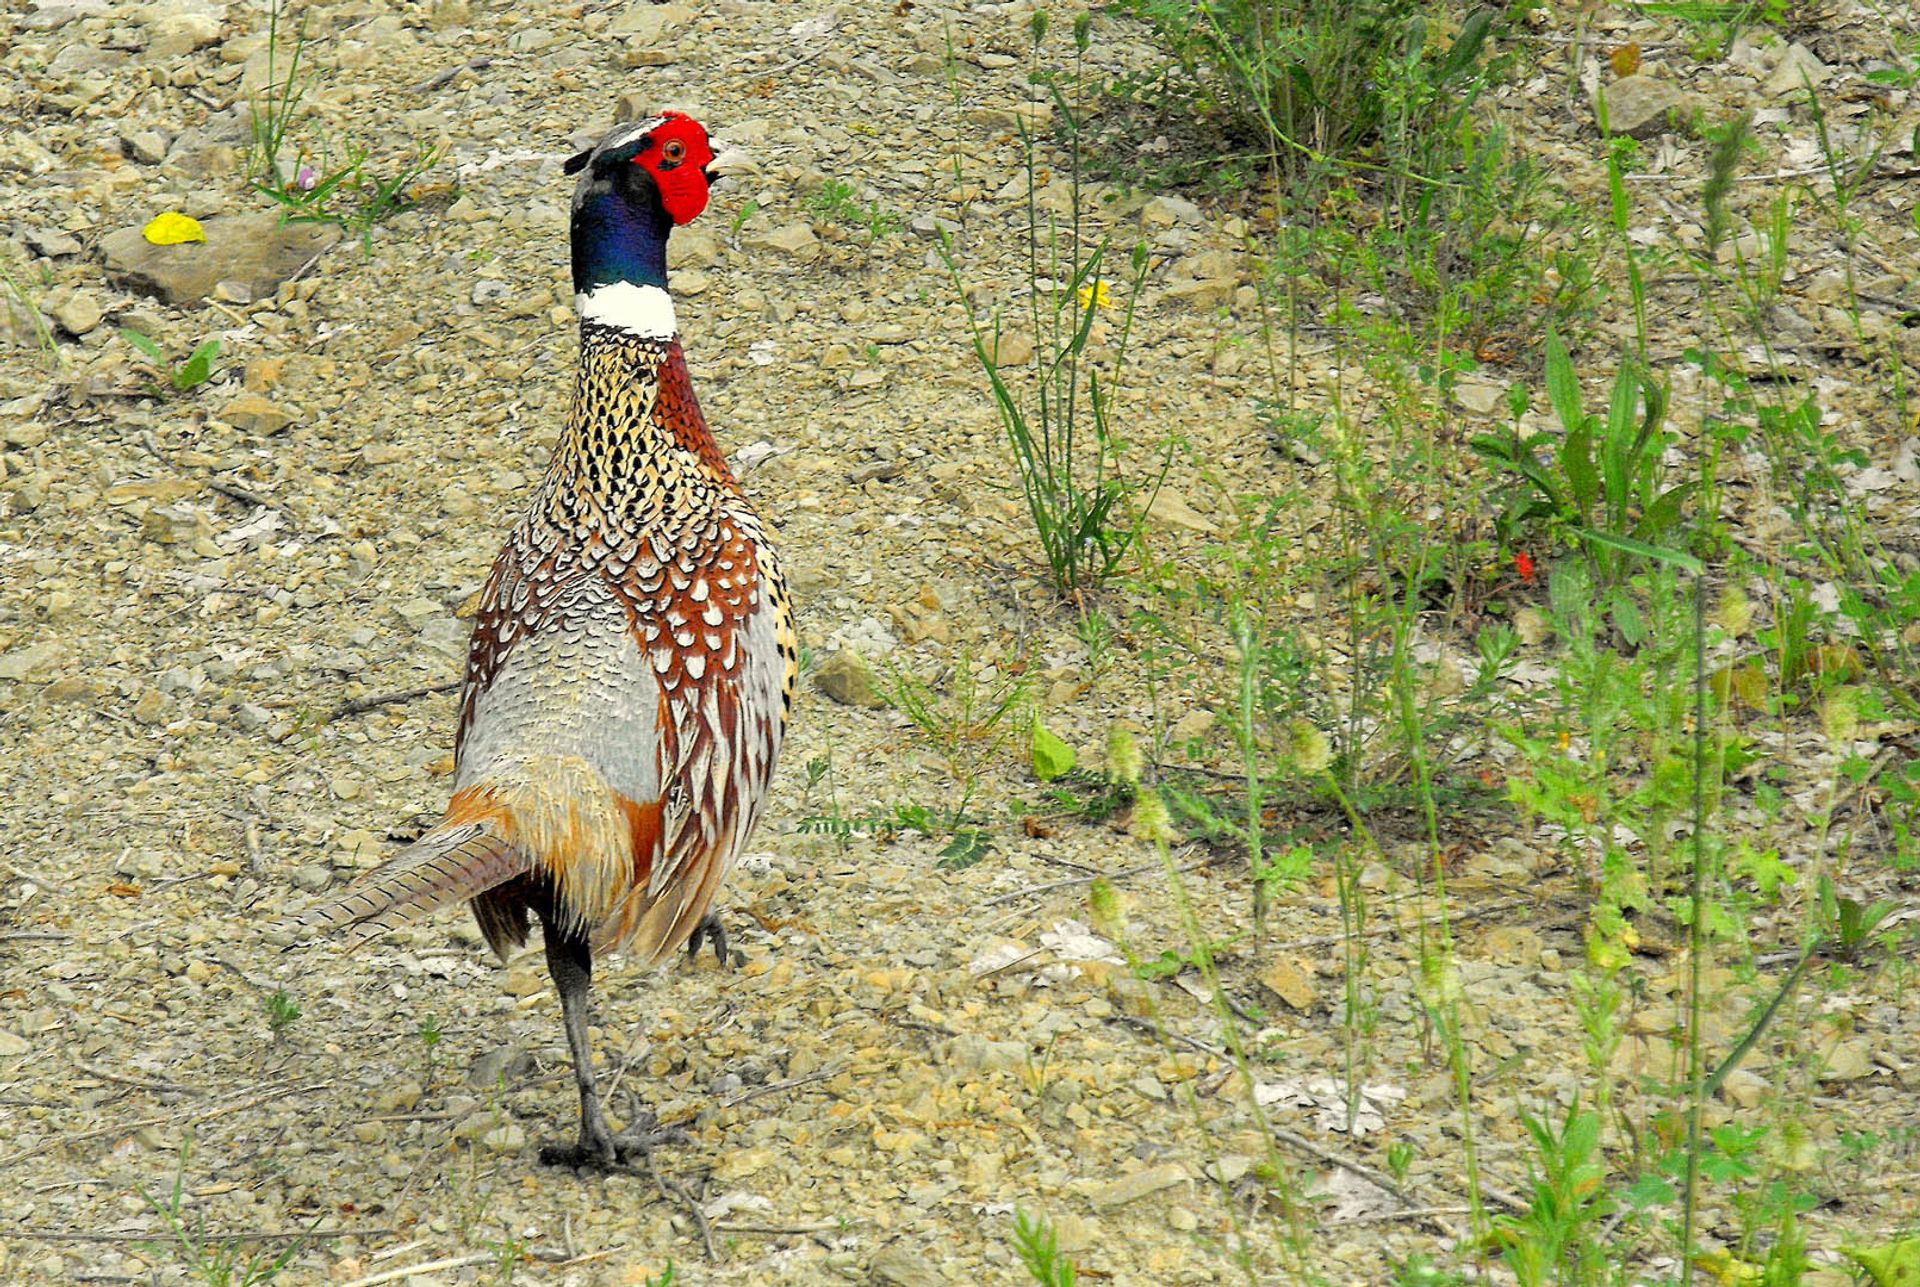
(289, 111, 797, 1169)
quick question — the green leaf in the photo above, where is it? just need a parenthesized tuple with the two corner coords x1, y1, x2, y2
(1602, 364, 1640, 525)
(1469, 433, 1519, 465)
(935, 828, 992, 871)
(1844, 1236, 1920, 1287)
(1436, 8, 1494, 84)
(1576, 527, 1703, 573)
(1620, 1172, 1675, 1209)
(1133, 950, 1187, 981)
(119, 327, 163, 360)
(1031, 714, 1075, 782)
(1633, 481, 1698, 542)
(1560, 423, 1598, 521)
(173, 339, 220, 391)
(1543, 330, 1584, 437)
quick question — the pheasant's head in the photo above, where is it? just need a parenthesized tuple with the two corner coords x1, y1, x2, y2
(566, 112, 717, 298)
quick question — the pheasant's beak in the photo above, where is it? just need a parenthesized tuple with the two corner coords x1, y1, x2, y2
(705, 142, 755, 186)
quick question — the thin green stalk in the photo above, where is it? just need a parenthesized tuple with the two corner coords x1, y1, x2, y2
(1679, 573, 1707, 1284)
(1322, 771, 1486, 1239)
(1153, 840, 1315, 1279)
(1231, 609, 1269, 934)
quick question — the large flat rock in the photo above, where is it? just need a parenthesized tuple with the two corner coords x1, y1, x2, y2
(100, 213, 340, 306)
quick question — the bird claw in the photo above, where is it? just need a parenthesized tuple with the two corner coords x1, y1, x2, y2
(685, 911, 742, 969)
(539, 1108, 717, 1260)
(538, 1114, 691, 1172)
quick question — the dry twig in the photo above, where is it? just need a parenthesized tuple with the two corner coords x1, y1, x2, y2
(326, 679, 461, 723)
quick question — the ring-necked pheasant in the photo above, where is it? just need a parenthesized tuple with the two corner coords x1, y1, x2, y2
(288, 111, 797, 1169)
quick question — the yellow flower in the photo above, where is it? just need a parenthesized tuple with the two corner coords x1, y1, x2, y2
(1077, 278, 1113, 310)
(142, 212, 205, 245)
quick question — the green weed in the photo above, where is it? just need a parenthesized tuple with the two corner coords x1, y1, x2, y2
(416, 1013, 442, 1083)
(121, 328, 222, 395)
(1491, 1098, 1612, 1285)
(887, 653, 1028, 804)
(941, 14, 1165, 596)
(0, 253, 59, 373)
(1011, 1209, 1077, 1286)
(804, 179, 903, 243)
(246, 0, 443, 246)
(138, 1135, 306, 1287)
(1471, 333, 1697, 583)
(263, 989, 301, 1045)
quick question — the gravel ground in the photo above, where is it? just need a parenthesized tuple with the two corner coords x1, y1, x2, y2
(2, 2, 1917, 1284)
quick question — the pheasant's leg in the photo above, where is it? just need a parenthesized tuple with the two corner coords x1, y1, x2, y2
(537, 923, 619, 1169)
(537, 920, 693, 1171)
(684, 910, 737, 968)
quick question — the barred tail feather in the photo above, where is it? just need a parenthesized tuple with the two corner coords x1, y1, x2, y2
(283, 821, 531, 951)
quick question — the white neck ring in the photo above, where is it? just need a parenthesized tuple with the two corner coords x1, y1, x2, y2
(576, 281, 677, 339)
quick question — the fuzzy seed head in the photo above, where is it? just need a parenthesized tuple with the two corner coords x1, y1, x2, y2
(1105, 725, 1142, 788)
(1128, 787, 1177, 846)
(1820, 686, 1860, 745)
(1288, 719, 1332, 775)
(1711, 587, 1753, 639)
(1088, 877, 1126, 936)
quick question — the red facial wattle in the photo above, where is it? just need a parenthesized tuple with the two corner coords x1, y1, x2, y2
(633, 113, 715, 226)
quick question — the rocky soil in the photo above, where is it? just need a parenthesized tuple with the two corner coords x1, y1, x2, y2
(2, 1, 1917, 1285)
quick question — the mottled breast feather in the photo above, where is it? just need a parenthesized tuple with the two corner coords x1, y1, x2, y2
(456, 323, 797, 961)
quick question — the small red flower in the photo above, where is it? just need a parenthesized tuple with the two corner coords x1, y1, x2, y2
(1513, 551, 1536, 582)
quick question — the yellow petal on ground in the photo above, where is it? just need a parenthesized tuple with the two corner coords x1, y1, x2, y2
(143, 212, 206, 245)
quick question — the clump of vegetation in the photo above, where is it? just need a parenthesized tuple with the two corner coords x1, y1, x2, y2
(905, 4, 1918, 1281)
(263, 989, 301, 1046)
(247, 0, 444, 244)
(804, 178, 905, 243)
(139, 1136, 306, 1286)
(942, 12, 1165, 597)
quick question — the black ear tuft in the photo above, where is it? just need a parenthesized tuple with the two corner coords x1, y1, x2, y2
(563, 147, 593, 175)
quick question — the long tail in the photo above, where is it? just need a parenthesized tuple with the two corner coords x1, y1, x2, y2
(282, 821, 531, 951)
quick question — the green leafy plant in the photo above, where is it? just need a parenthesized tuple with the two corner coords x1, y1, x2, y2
(263, 989, 301, 1045)
(888, 654, 1028, 803)
(1110, 1, 1491, 170)
(804, 178, 903, 243)
(796, 800, 990, 871)
(121, 328, 221, 395)
(139, 1136, 305, 1286)
(486, 1231, 524, 1285)
(245, 0, 443, 244)
(417, 1013, 442, 1082)
(1011, 1209, 1077, 1287)
(1491, 1098, 1611, 1286)
(941, 13, 1164, 596)
(1472, 332, 1696, 581)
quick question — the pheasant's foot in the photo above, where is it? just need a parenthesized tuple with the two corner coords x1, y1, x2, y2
(538, 1111, 691, 1172)
(685, 911, 743, 969)
(542, 1102, 718, 1260)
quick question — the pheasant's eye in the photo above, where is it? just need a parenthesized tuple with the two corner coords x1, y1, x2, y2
(661, 139, 686, 164)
